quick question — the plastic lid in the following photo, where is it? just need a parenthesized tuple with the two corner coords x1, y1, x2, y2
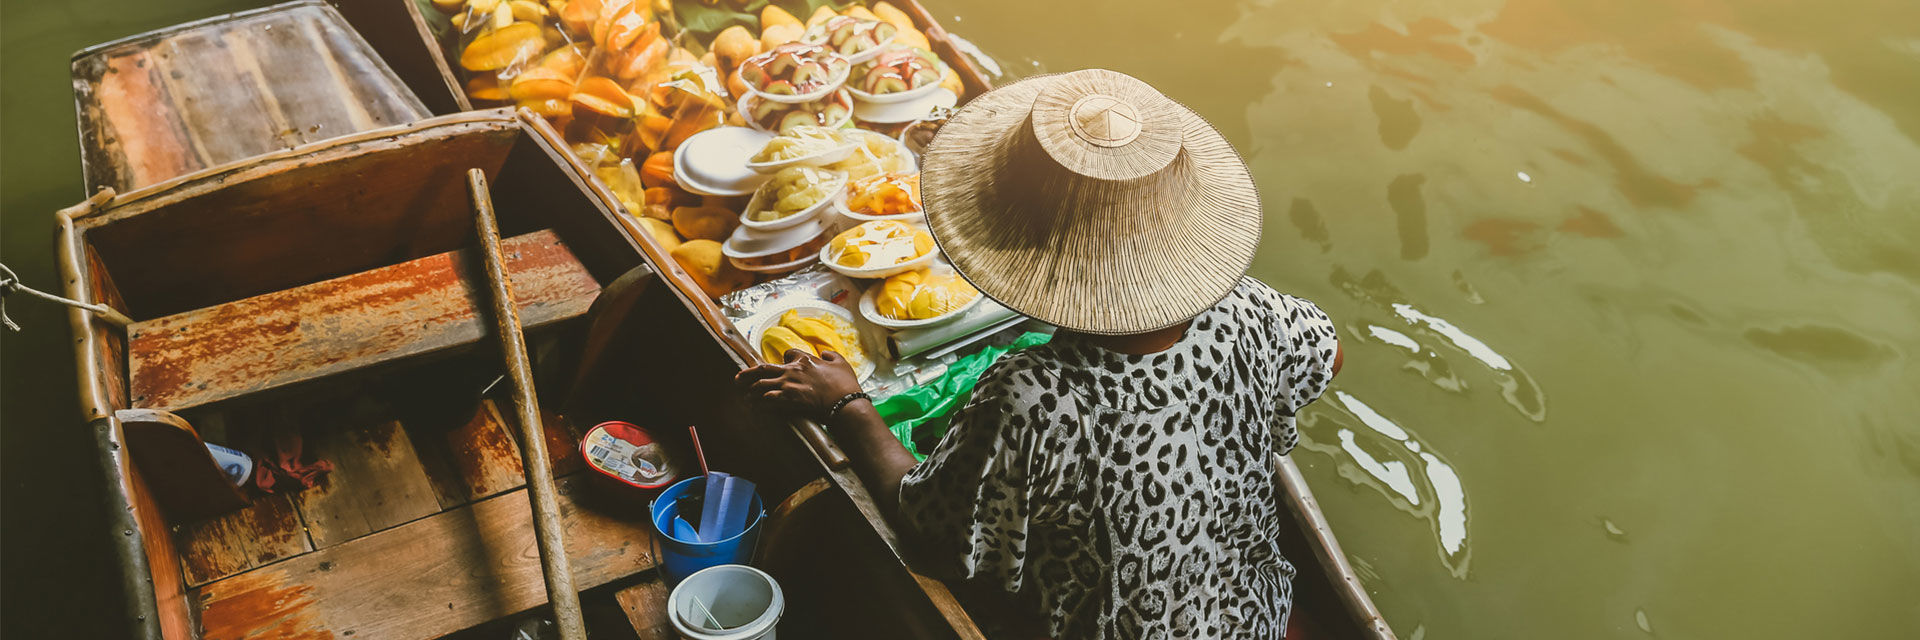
(676, 126, 774, 194)
(723, 218, 829, 259)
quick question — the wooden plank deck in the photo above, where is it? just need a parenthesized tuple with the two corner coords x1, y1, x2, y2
(128, 229, 600, 412)
(289, 418, 442, 549)
(194, 473, 655, 640)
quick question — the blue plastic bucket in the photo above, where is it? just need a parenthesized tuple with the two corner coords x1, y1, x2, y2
(651, 475, 765, 584)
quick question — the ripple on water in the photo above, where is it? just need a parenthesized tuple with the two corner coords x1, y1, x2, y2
(1301, 390, 1472, 578)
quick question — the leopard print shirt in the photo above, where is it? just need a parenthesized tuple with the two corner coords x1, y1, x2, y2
(899, 277, 1340, 639)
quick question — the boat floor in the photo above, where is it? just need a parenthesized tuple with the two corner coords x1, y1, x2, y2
(176, 397, 665, 640)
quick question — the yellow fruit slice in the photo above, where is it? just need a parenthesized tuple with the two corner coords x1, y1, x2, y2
(782, 312, 847, 355)
(466, 74, 508, 101)
(637, 217, 681, 254)
(570, 76, 635, 118)
(461, 22, 546, 71)
(760, 326, 816, 363)
(509, 66, 575, 102)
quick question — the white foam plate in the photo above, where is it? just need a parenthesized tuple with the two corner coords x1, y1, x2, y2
(832, 188, 925, 223)
(858, 278, 984, 330)
(853, 88, 957, 124)
(674, 127, 775, 196)
(744, 300, 875, 380)
(739, 170, 846, 232)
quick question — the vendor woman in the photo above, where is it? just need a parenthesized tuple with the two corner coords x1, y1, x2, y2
(737, 69, 1342, 638)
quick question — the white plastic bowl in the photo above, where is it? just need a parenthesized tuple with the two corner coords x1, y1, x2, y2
(848, 75, 944, 105)
(744, 300, 875, 379)
(803, 27, 898, 65)
(832, 188, 924, 223)
(674, 126, 776, 197)
(730, 251, 819, 274)
(819, 239, 939, 280)
(852, 87, 958, 124)
(741, 49, 851, 104)
(723, 218, 828, 261)
(744, 139, 857, 174)
(736, 90, 855, 134)
(858, 277, 984, 330)
(745, 67, 850, 105)
(738, 170, 845, 232)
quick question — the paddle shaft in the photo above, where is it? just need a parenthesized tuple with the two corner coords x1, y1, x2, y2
(467, 169, 587, 640)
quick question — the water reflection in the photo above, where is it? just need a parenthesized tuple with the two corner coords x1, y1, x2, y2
(1300, 390, 1471, 577)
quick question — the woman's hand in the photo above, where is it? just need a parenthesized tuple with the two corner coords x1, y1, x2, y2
(734, 349, 863, 418)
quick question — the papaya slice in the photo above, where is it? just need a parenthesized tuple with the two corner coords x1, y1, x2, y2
(571, 76, 635, 118)
(461, 22, 545, 71)
(510, 66, 575, 102)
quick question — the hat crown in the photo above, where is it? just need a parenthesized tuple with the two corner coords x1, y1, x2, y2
(1028, 69, 1183, 182)
(1068, 94, 1142, 147)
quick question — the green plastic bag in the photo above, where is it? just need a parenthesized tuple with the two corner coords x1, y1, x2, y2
(875, 332, 1052, 460)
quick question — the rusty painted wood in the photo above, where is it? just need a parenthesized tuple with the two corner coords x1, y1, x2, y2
(126, 229, 600, 412)
(126, 455, 196, 640)
(289, 417, 442, 549)
(193, 474, 646, 640)
(69, 0, 428, 193)
(469, 169, 587, 640)
(116, 408, 248, 520)
(612, 580, 675, 640)
(177, 493, 312, 588)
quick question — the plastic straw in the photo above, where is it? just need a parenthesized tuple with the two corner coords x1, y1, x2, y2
(688, 425, 710, 478)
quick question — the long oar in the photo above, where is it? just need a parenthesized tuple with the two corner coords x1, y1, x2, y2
(467, 169, 587, 640)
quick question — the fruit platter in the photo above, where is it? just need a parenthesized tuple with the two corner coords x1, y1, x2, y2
(429, 0, 996, 373)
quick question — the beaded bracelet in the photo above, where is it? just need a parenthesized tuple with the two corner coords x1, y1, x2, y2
(826, 391, 870, 420)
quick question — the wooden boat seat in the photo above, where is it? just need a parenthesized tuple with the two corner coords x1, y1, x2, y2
(127, 229, 600, 412)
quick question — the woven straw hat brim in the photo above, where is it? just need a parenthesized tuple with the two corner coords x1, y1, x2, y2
(921, 72, 1262, 335)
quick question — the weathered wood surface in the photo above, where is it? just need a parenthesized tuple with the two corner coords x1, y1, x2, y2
(71, 1, 427, 193)
(124, 434, 196, 640)
(469, 168, 588, 640)
(127, 229, 600, 412)
(413, 398, 586, 511)
(76, 117, 519, 318)
(193, 474, 653, 640)
(289, 417, 443, 549)
(117, 408, 248, 521)
(613, 580, 675, 640)
(177, 493, 312, 588)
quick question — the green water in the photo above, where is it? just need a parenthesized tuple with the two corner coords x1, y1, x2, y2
(3, 0, 1917, 637)
(938, 0, 1920, 637)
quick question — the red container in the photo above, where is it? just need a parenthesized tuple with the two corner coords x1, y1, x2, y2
(580, 421, 682, 498)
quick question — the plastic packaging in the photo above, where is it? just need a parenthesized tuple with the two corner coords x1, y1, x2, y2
(875, 331, 1053, 459)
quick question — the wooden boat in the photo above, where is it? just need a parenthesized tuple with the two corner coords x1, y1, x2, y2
(60, 1, 1395, 638)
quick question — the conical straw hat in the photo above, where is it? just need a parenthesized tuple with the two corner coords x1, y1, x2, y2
(921, 69, 1262, 335)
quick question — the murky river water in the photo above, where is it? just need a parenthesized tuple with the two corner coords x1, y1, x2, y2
(3, 0, 1916, 637)
(941, 0, 1920, 637)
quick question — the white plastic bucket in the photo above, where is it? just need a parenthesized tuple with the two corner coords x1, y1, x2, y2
(667, 564, 784, 640)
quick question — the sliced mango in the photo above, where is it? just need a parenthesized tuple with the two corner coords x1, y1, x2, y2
(760, 326, 816, 363)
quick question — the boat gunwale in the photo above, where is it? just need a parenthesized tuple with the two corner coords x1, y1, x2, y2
(68, 0, 335, 62)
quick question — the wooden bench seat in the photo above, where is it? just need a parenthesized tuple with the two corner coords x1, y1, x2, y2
(128, 229, 600, 412)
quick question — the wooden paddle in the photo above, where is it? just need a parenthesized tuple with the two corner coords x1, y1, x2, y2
(467, 168, 587, 640)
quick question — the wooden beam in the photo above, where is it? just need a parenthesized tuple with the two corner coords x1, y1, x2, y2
(194, 474, 653, 640)
(127, 229, 600, 412)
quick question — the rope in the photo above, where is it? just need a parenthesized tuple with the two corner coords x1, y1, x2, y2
(0, 261, 128, 331)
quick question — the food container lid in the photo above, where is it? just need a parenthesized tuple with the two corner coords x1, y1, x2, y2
(675, 126, 775, 196)
(723, 218, 829, 259)
(582, 421, 679, 489)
